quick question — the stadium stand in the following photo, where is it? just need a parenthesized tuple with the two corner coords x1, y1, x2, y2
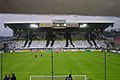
(12, 40, 106, 49)
(4, 21, 116, 51)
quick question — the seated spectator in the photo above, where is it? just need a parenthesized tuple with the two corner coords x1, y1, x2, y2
(7, 74, 11, 80)
(11, 73, 17, 80)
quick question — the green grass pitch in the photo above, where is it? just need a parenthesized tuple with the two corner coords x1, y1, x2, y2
(1, 51, 120, 80)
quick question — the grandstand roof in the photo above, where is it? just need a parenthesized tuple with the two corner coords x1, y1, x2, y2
(0, 0, 120, 16)
(4, 21, 114, 30)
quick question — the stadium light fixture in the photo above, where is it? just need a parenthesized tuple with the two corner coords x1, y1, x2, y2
(64, 23, 66, 26)
(56, 24, 60, 26)
(30, 24, 38, 28)
(80, 24, 87, 28)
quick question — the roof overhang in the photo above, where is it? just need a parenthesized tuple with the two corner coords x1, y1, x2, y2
(4, 21, 114, 30)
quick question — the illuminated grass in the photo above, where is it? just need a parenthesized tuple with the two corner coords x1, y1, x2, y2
(2, 51, 120, 80)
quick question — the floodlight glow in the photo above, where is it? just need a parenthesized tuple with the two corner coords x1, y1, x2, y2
(57, 24, 60, 26)
(80, 24, 87, 28)
(83, 24, 87, 27)
(80, 25, 83, 27)
(64, 23, 66, 26)
(30, 24, 38, 28)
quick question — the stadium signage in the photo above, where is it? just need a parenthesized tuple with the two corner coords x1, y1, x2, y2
(39, 23, 52, 27)
(66, 23, 79, 27)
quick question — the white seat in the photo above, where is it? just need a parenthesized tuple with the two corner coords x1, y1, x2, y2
(11, 40, 106, 49)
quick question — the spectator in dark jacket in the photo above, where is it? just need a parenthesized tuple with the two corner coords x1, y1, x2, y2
(11, 73, 16, 80)
(7, 74, 11, 80)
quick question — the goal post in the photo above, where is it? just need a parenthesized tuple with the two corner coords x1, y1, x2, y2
(30, 75, 87, 80)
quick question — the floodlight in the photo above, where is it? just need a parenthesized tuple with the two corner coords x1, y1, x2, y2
(83, 24, 87, 27)
(64, 23, 66, 26)
(30, 24, 38, 28)
(56, 24, 60, 26)
(80, 24, 87, 28)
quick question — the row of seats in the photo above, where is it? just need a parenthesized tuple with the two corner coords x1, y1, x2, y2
(11, 40, 106, 49)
